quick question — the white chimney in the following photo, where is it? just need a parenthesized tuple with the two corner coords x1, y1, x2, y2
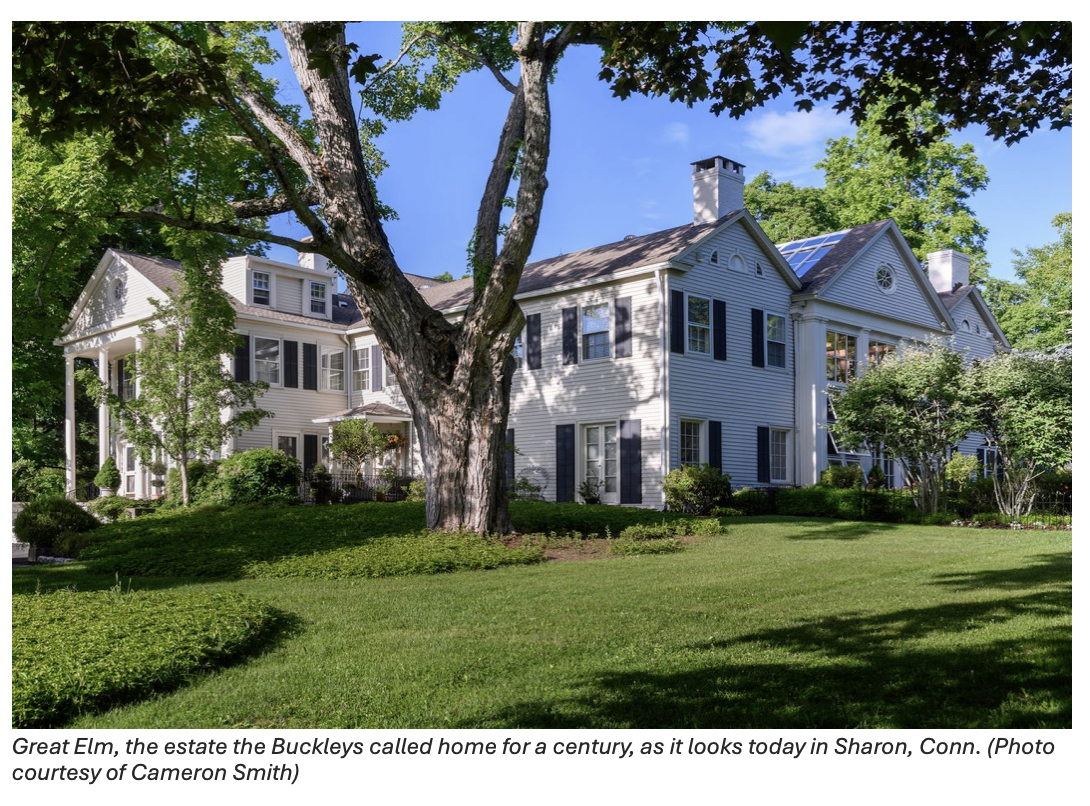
(692, 156, 745, 225)
(297, 236, 332, 273)
(927, 249, 971, 293)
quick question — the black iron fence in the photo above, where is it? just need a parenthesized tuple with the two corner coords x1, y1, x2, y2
(66, 482, 100, 502)
(299, 469, 419, 504)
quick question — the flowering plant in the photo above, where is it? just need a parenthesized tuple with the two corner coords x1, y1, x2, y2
(385, 433, 407, 451)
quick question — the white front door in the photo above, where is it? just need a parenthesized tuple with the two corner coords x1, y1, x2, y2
(584, 423, 619, 504)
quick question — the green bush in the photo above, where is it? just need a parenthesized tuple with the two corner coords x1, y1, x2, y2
(87, 496, 162, 523)
(866, 464, 887, 489)
(165, 459, 221, 506)
(710, 507, 745, 517)
(93, 457, 121, 490)
(609, 538, 683, 556)
(619, 518, 726, 540)
(731, 488, 775, 515)
(13, 497, 99, 553)
(310, 463, 340, 504)
(406, 478, 427, 503)
(820, 464, 864, 489)
(12, 588, 282, 728)
(663, 464, 732, 514)
(11, 461, 67, 501)
(1034, 471, 1072, 504)
(204, 448, 301, 507)
(510, 501, 711, 538)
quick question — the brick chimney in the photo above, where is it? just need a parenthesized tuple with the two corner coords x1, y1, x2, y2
(927, 249, 971, 293)
(692, 156, 745, 225)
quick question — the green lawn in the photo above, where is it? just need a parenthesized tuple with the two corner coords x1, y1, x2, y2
(12, 505, 1071, 729)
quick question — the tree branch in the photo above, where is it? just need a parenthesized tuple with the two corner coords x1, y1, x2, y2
(423, 30, 518, 94)
(115, 207, 318, 253)
(228, 186, 320, 219)
(358, 32, 426, 95)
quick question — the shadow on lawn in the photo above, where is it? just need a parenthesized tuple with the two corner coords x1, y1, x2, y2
(780, 519, 901, 541)
(469, 589, 1071, 730)
(930, 553, 1072, 591)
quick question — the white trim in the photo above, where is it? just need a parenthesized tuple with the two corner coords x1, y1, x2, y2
(578, 420, 621, 504)
(580, 300, 612, 362)
(273, 430, 301, 460)
(320, 346, 346, 392)
(684, 293, 712, 356)
(250, 268, 274, 308)
(252, 334, 283, 387)
(678, 417, 704, 467)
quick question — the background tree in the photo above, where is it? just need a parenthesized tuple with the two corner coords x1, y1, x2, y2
(984, 213, 1072, 350)
(743, 172, 839, 245)
(13, 21, 1071, 533)
(829, 344, 977, 514)
(329, 420, 390, 482)
(969, 347, 1072, 517)
(83, 252, 272, 506)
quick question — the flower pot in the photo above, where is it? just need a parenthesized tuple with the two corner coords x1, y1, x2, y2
(100, 487, 118, 497)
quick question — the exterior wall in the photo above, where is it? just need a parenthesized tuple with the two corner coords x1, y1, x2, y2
(221, 256, 248, 304)
(69, 256, 164, 338)
(507, 273, 664, 505)
(667, 222, 797, 489)
(277, 275, 303, 317)
(950, 293, 1004, 458)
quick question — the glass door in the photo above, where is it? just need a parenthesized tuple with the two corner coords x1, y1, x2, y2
(584, 423, 618, 504)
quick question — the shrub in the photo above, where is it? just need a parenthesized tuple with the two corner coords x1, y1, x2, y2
(578, 478, 604, 505)
(619, 518, 726, 540)
(204, 448, 301, 507)
(731, 488, 775, 516)
(866, 464, 886, 489)
(88, 496, 162, 523)
(164, 460, 221, 506)
(310, 463, 340, 504)
(820, 464, 864, 489)
(710, 506, 745, 517)
(663, 464, 732, 514)
(13, 497, 99, 554)
(406, 478, 427, 502)
(93, 457, 121, 490)
(609, 537, 683, 556)
(509, 475, 543, 500)
(12, 588, 282, 728)
(11, 461, 67, 501)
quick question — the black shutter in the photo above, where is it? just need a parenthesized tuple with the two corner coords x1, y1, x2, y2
(614, 297, 632, 358)
(506, 429, 516, 489)
(619, 419, 643, 504)
(562, 307, 579, 365)
(751, 309, 765, 368)
(709, 421, 723, 472)
(371, 344, 383, 391)
(757, 426, 771, 483)
(670, 290, 685, 354)
(283, 340, 299, 388)
(303, 434, 318, 472)
(713, 299, 727, 361)
(302, 343, 318, 390)
(556, 424, 576, 502)
(526, 313, 542, 370)
(234, 335, 250, 382)
(976, 448, 985, 473)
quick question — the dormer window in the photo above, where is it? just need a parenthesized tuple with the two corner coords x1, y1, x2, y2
(310, 282, 327, 315)
(252, 271, 270, 306)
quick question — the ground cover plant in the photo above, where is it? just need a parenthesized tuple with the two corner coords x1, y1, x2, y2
(13, 512, 1070, 730)
(12, 587, 283, 728)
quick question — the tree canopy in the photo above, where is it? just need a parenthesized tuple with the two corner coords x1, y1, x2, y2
(11, 21, 1072, 530)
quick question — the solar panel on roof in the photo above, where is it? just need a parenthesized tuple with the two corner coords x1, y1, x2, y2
(776, 228, 852, 276)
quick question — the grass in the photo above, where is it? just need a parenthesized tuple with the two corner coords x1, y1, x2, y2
(12, 506, 1071, 729)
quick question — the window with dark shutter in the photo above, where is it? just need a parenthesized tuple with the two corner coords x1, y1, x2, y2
(670, 290, 685, 354)
(371, 344, 383, 391)
(303, 434, 318, 472)
(619, 419, 642, 504)
(751, 309, 766, 367)
(757, 426, 771, 483)
(506, 429, 516, 489)
(283, 341, 299, 388)
(614, 297, 632, 358)
(709, 420, 722, 472)
(713, 300, 727, 361)
(556, 424, 576, 502)
(234, 335, 250, 382)
(526, 313, 542, 370)
(302, 343, 318, 390)
(562, 307, 579, 365)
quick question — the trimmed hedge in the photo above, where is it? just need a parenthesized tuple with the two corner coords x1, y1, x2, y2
(13, 497, 99, 553)
(203, 448, 301, 506)
(12, 589, 282, 728)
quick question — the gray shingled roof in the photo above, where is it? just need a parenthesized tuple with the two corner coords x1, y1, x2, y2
(936, 285, 974, 311)
(785, 220, 891, 293)
(312, 402, 412, 422)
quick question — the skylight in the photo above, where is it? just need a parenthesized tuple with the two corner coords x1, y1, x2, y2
(777, 229, 851, 276)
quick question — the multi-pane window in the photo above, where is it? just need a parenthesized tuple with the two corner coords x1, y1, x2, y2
(766, 314, 787, 368)
(826, 331, 856, 383)
(871, 448, 895, 489)
(310, 282, 327, 314)
(981, 446, 1000, 478)
(868, 340, 895, 367)
(680, 420, 702, 467)
(254, 336, 280, 384)
(352, 348, 370, 391)
(119, 360, 135, 401)
(322, 348, 344, 391)
(584, 424, 618, 495)
(770, 429, 788, 482)
(687, 296, 711, 354)
(277, 434, 297, 458)
(512, 334, 524, 369)
(582, 303, 610, 360)
(252, 271, 270, 306)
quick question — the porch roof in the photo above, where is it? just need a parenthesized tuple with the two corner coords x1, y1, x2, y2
(311, 402, 413, 424)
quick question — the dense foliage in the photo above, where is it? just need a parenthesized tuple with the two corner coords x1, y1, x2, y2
(662, 464, 732, 514)
(93, 456, 121, 489)
(203, 447, 302, 507)
(12, 588, 281, 727)
(13, 497, 100, 552)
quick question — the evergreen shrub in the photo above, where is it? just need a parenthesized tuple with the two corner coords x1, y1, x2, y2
(13, 497, 100, 553)
(662, 464, 732, 514)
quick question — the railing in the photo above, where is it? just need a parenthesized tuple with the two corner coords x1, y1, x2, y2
(65, 482, 100, 502)
(299, 470, 419, 504)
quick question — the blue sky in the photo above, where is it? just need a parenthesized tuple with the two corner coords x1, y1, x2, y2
(262, 22, 1072, 284)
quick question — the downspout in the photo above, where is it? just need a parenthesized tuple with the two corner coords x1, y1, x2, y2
(656, 267, 669, 508)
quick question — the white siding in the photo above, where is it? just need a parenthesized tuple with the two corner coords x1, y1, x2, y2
(221, 257, 248, 304)
(69, 257, 164, 337)
(277, 276, 303, 316)
(668, 222, 796, 488)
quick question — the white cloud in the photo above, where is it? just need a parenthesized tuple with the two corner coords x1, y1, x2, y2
(662, 122, 690, 147)
(741, 106, 853, 159)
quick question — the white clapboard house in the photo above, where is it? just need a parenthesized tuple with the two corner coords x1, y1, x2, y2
(56, 156, 1009, 503)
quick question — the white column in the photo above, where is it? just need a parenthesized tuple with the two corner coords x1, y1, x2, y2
(98, 347, 110, 467)
(794, 316, 827, 487)
(856, 329, 870, 377)
(64, 354, 77, 493)
(134, 335, 146, 498)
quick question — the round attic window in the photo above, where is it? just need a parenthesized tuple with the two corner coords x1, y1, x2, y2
(876, 265, 896, 293)
(112, 278, 125, 302)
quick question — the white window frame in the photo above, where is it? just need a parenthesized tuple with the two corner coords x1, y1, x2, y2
(251, 270, 272, 307)
(826, 330, 857, 384)
(253, 336, 281, 386)
(310, 281, 327, 315)
(765, 312, 787, 369)
(686, 294, 711, 356)
(868, 340, 896, 368)
(273, 430, 300, 460)
(351, 347, 370, 392)
(876, 264, 897, 294)
(581, 302, 611, 362)
(981, 445, 1000, 478)
(512, 333, 524, 369)
(679, 419, 703, 467)
(581, 421, 620, 504)
(769, 428, 790, 483)
(321, 347, 345, 392)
